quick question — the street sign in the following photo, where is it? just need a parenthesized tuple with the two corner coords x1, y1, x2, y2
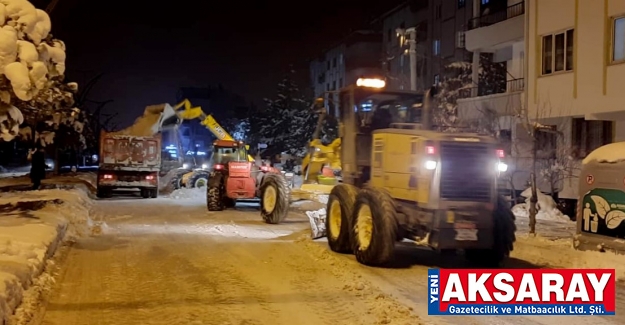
(258, 143, 267, 149)
(586, 174, 594, 185)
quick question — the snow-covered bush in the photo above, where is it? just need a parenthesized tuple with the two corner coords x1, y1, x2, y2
(0, 0, 80, 145)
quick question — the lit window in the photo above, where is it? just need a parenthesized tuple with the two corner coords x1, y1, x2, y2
(433, 39, 440, 55)
(541, 29, 574, 75)
(613, 17, 625, 62)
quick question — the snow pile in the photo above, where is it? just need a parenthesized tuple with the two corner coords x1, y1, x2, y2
(305, 209, 326, 239)
(169, 187, 205, 200)
(511, 188, 572, 222)
(203, 221, 292, 239)
(582, 141, 625, 165)
(112, 103, 177, 137)
(0, 187, 93, 324)
(513, 235, 625, 281)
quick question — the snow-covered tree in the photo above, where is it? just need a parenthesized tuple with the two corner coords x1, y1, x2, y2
(434, 54, 507, 131)
(513, 96, 574, 234)
(320, 114, 338, 145)
(251, 70, 316, 157)
(0, 0, 82, 147)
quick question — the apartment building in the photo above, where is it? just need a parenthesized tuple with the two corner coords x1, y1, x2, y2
(456, 0, 525, 127)
(309, 30, 382, 113)
(376, 0, 474, 92)
(523, 0, 625, 199)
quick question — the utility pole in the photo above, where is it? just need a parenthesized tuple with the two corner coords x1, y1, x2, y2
(396, 27, 418, 91)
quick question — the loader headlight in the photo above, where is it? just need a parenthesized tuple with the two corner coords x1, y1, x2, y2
(285, 172, 294, 177)
(201, 163, 208, 169)
(497, 162, 508, 172)
(182, 163, 189, 169)
(425, 160, 437, 170)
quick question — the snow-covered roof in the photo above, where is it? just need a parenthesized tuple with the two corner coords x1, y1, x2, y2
(582, 142, 625, 165)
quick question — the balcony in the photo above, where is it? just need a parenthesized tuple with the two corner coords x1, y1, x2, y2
(457, 78, 525, 121)
(465, 2, 525, 52)
(458, 78, 524, 99)
(469, 2, 525, 30)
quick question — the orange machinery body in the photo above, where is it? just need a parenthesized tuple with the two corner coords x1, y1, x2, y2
(224, 161, 257, 199)
(217, 161, 280, 199)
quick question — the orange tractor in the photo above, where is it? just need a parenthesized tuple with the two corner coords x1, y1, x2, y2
(206, 139, 291, 224)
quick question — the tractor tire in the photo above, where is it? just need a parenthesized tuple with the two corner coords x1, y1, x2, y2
(465, 195, 517, 267)
(207, 186, 225, 211)
(326, 184, 359, 254)
(259, 173, 290, 224)
(350, 187, 398, 266)
(96, 187, 110, 199)
(171, 169, 191, 189)
(188, 170, 210, 189)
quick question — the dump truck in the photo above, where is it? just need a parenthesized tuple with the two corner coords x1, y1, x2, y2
(264, 78, 516, 267)
(96, 103, 185, 198)
(97, 131, 162, 198)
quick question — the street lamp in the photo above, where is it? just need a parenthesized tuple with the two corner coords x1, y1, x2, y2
(396, 27, 417, 91)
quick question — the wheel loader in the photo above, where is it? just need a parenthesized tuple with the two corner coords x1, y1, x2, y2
(207, 139, 291, 224)
(268, 78, 516, 267)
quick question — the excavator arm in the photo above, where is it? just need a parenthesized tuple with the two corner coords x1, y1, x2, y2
(173, 99, 254, 161)
(300, 97, 341, 184)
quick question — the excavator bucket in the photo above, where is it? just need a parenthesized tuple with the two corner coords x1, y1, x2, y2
(111, 103, 178, 136)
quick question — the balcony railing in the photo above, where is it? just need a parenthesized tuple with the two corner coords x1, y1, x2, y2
(458, 78, 525, 99)
(468, 2, 525, 30)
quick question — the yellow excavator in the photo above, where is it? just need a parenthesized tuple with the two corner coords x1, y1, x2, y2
(169, 99, 256, 188)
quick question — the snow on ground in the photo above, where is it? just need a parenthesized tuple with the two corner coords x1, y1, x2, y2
(0, 186, 95, 324)
(513, 234, 625, 281)
(168, 187, 205, 200)
(0, 172, 97, 192)
(512, 187, 573, 222)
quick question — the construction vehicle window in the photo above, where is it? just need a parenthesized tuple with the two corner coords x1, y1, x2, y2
(212, 146, 246, 164)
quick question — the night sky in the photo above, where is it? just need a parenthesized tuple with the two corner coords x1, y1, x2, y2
(37, 0, 401, 128)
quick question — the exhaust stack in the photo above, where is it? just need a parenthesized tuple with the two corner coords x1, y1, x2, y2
(421, 86, 435, 131)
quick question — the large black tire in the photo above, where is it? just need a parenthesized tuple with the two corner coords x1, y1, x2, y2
(207, 186, 225, 211)
(188, 170, 210, 188)
(259, 173, 290, 224)
(140, 188, 150, 198)
(350, 187, 398, 266)
(326, 184, 358, 253)
(465, 195, 517, 267)
(171, 169, 191, 189)
(207, 171, 226, 211)
(150, 189, 158, 198)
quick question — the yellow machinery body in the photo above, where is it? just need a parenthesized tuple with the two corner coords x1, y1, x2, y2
(369, 132, 430, 205)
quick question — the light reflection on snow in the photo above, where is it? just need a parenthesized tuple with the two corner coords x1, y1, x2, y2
(116, 223, 294, 239)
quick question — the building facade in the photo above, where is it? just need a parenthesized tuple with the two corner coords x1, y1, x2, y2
(378, 0, 474, 92)
(523, 0, 625, 199)
(309, 30, 383, 112)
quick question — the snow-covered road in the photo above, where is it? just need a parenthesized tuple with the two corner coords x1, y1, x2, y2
(32, 190, 625, 325)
